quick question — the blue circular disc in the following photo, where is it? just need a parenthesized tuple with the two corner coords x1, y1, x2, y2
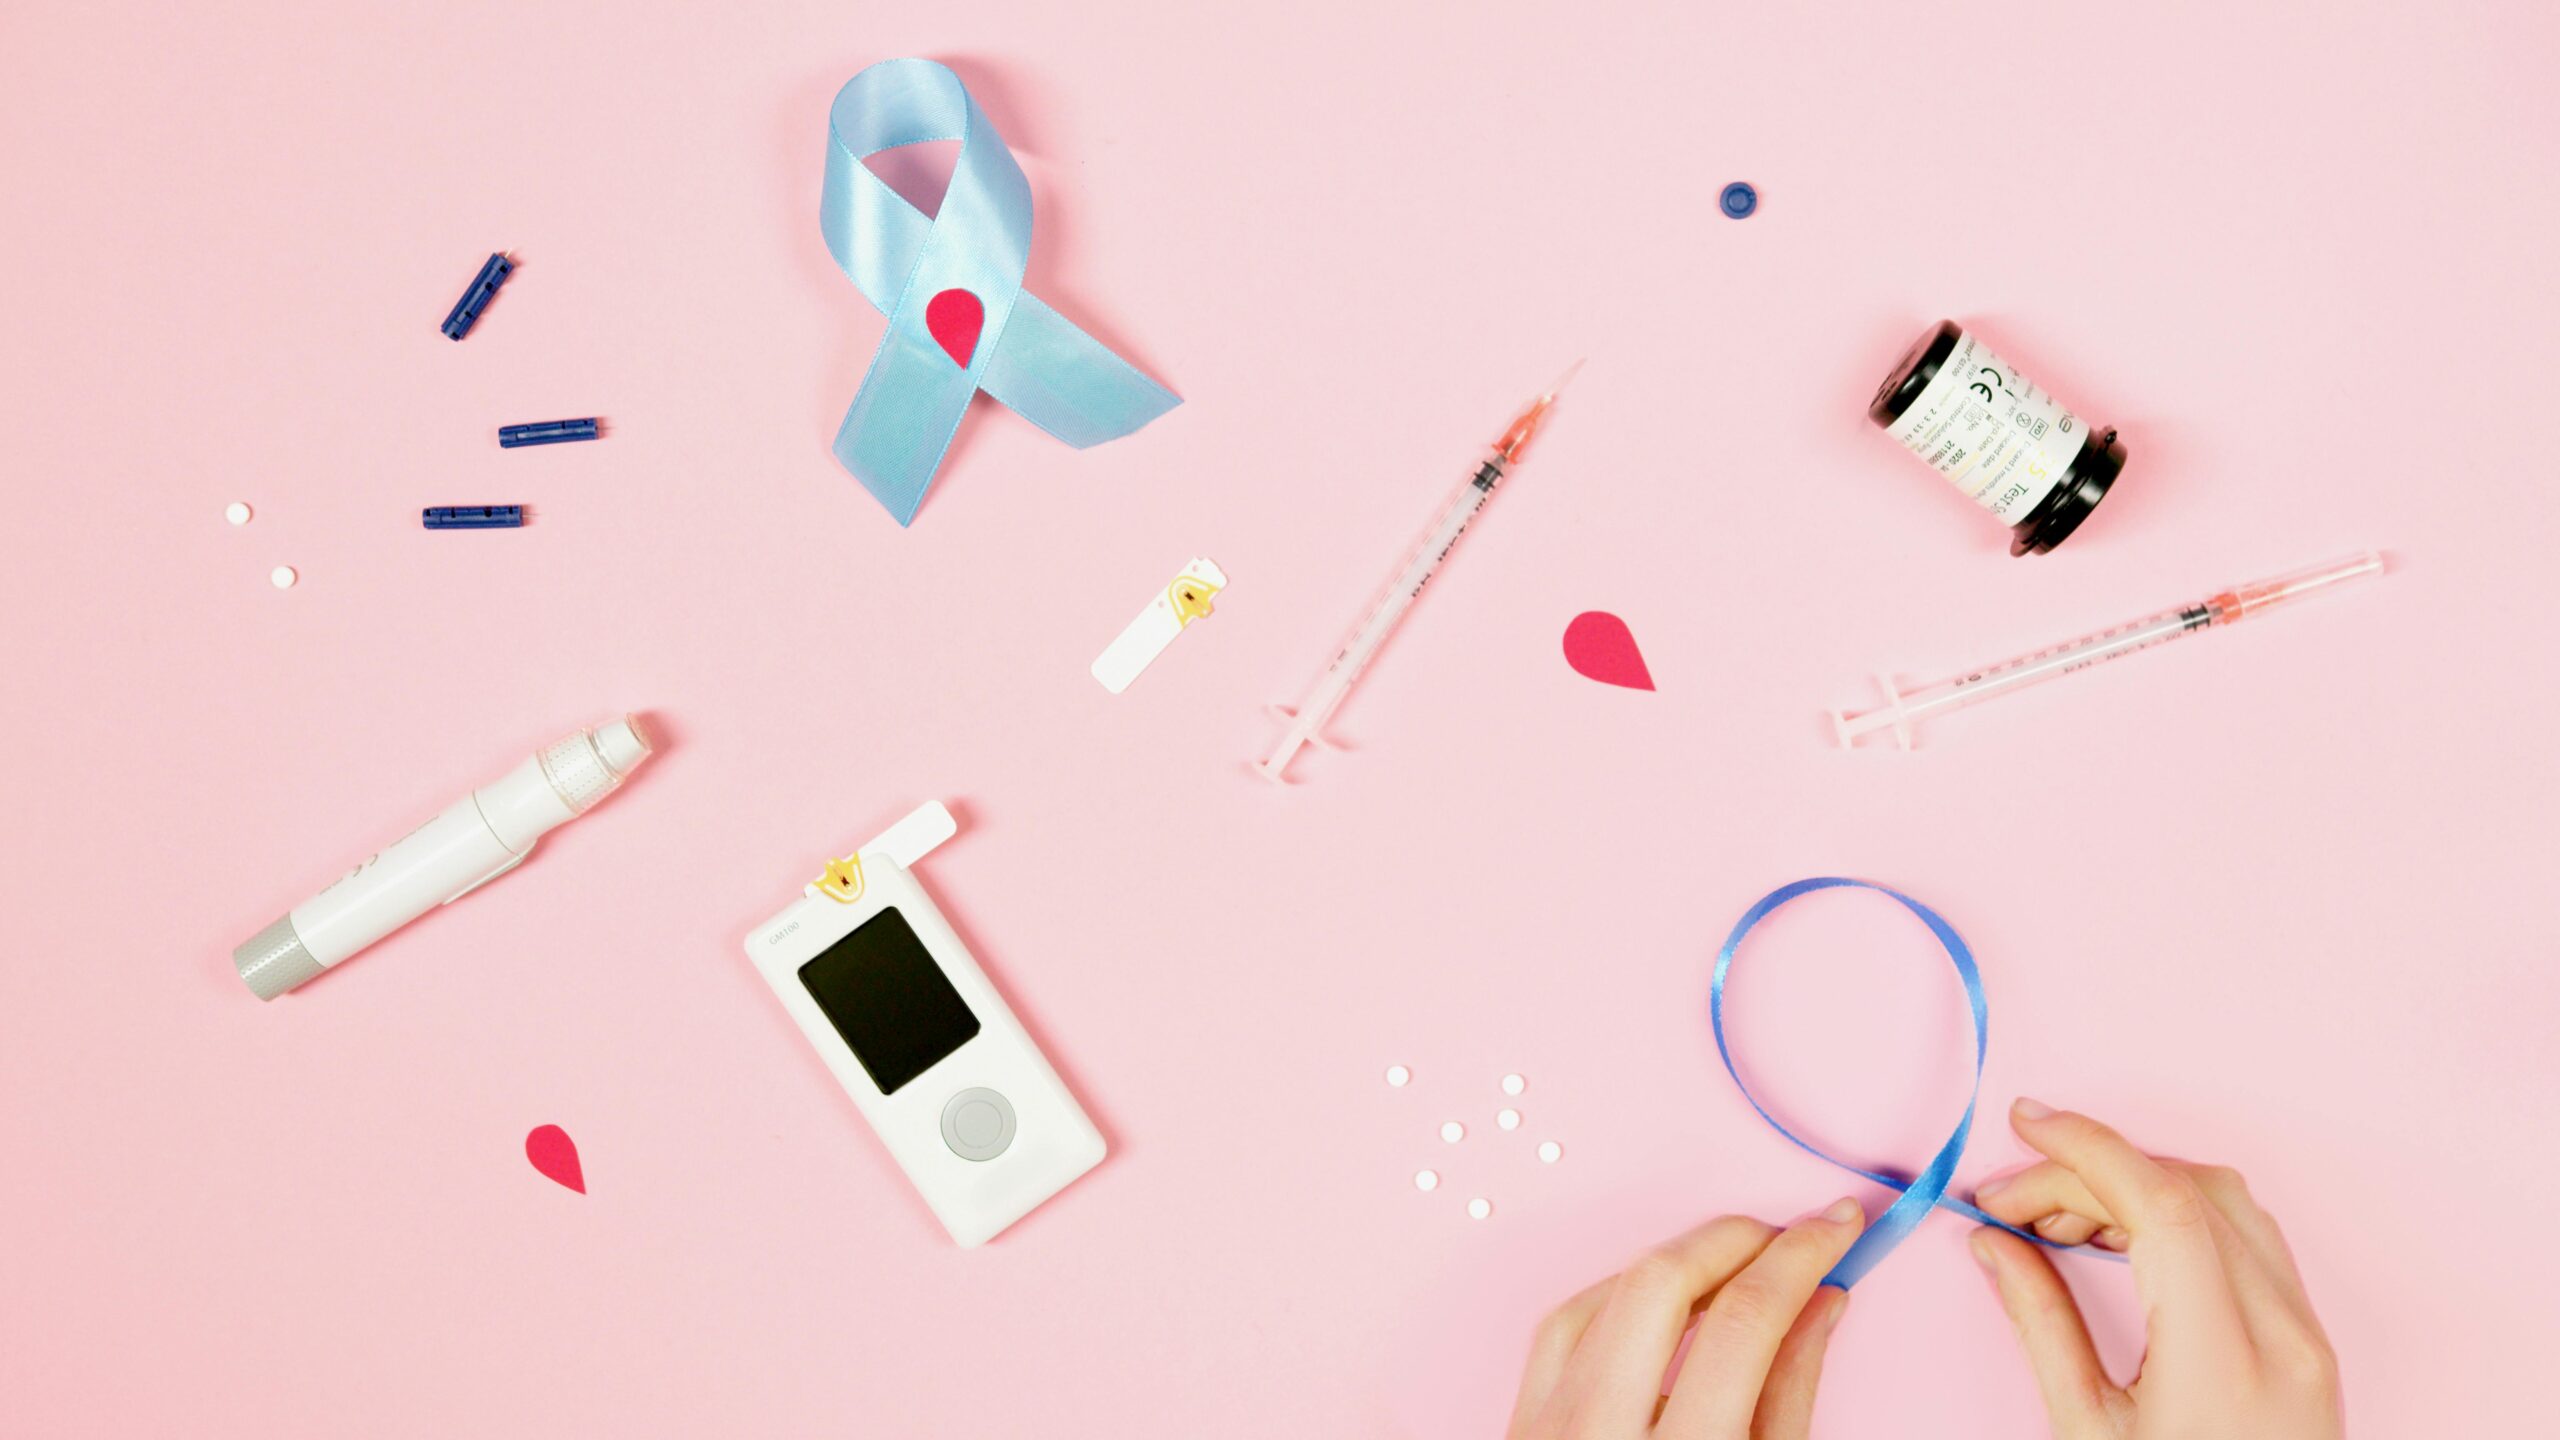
(1720, 181, 1758, 219)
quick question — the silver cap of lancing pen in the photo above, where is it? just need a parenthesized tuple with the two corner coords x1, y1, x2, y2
(233, 913, 324, 1000)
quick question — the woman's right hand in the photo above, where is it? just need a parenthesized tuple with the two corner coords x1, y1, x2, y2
(1968, 1099, 2342, 1439)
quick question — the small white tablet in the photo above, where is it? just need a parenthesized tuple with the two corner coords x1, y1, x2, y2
(742, 802, 1104, 1247)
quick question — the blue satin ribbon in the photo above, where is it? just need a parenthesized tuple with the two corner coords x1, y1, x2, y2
(820, 59, 1181, 526)
(1712, 878, 2124, 1289)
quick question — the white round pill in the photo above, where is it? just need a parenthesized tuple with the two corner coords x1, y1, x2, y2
(225, 502, 251, 526)
(270, 565, 297, 589)
(1414, 1169, 1439, 1192)
(1385, 1065, 1411, 1087)
(1497, 1108, 1522, 1131)
(1538, 1141, 1563, 1164)
(1501, 1073, 1526, 1096)
(1467, 1198, 1492, 1220)
(1440, 1121, 1465, 1144)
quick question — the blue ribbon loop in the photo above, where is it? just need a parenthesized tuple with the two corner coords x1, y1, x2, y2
(1712, 878, 2123, 1289)
(820, 58, 1181, 525)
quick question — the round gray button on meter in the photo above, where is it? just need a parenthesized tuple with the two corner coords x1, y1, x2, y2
(939, 1087, 1017, 1161)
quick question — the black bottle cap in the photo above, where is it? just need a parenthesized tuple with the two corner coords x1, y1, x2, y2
(1869, 320, 1960, 427)
(2008, 428, 2125, 555)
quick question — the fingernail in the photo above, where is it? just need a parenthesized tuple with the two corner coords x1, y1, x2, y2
(1816, 1288, 1851, 1334)
(1822, 1196, 1863, 1224)
(1973, 1174, 2010, 1199)
(1968, 1231, 1999, 1272)
(2100, 1227, 2129, 1248)
(2012, 1097, 2054, 1121)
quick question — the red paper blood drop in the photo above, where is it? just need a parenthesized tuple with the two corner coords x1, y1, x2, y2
(925, 289, 984, 368)
(525, 1124, 585, 1194)
(1562, 611, 1655, 691)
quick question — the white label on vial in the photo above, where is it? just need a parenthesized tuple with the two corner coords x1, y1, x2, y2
(1885, 330, 2084, 523)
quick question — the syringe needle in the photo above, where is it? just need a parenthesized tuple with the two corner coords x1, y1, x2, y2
(1496, 360, 1583, 463)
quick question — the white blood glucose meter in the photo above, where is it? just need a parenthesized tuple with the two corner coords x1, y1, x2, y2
(742, 802, 1104, 1247)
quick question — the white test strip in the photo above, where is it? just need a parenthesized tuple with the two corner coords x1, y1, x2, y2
(1092, 557, 1226, 694)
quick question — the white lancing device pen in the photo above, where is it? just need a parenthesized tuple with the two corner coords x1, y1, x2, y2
(231, 715, 654, 999)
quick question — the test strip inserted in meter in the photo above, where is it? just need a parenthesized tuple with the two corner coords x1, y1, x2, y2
(1092, 557, 1225, 693)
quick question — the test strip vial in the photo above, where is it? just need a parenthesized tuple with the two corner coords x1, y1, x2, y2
(499, 418, 600, 448)
(1868, 320, 2124, 556)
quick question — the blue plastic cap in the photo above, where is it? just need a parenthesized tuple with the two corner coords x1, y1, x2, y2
(1719, 182, 1758, 219)
(441, 253, 514, 340)
(423, 505, 526, 529)
(497, 418, 600, 448)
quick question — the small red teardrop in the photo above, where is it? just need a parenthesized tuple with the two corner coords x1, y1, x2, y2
(525, 1124, 585, 1194)
(1562, 611, 1656, 691)
(925, 289, 984, 368)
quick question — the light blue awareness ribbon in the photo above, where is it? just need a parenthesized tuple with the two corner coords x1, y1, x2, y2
(820, 58, 1181, 526)
(1712, 878, 2125, 1289)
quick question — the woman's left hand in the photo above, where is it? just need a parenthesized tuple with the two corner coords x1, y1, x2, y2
(1507, 1197, 1866, 1439)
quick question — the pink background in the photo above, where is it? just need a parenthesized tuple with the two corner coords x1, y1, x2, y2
(3, 1, 2555, 1435)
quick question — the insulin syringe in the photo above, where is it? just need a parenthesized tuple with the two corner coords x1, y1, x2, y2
(1257, 366, 1578, 782)
(1832, 551, 2385, 749)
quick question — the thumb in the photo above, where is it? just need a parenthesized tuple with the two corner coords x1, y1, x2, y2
(1971, 1228, 2126, 1438)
